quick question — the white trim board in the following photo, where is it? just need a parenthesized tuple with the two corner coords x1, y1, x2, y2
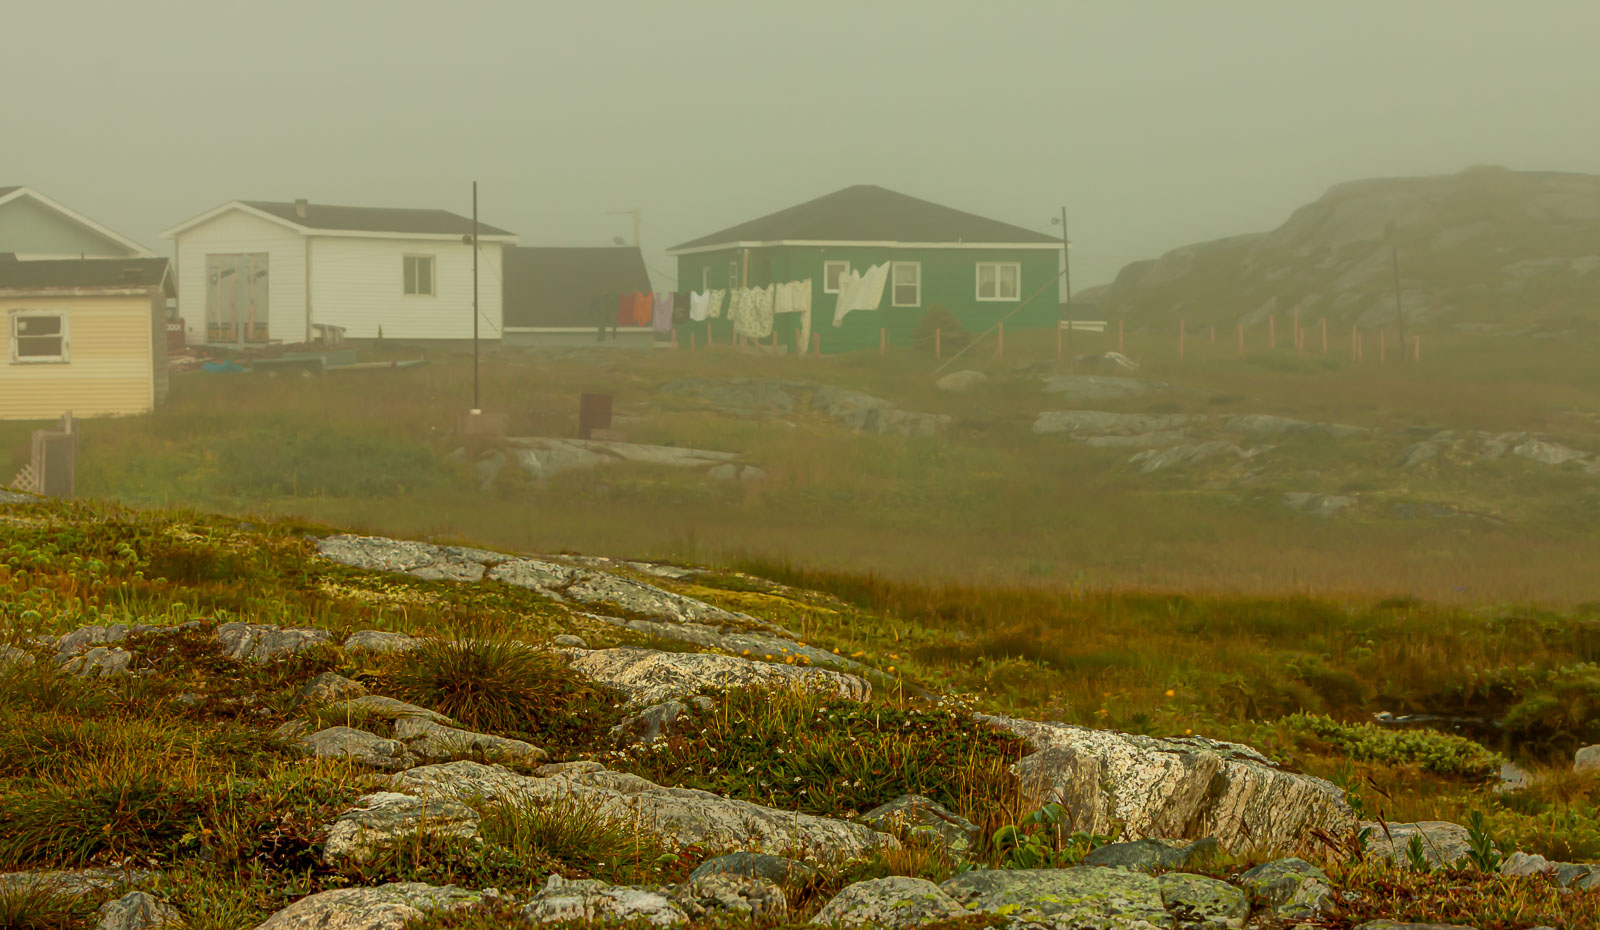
(669, 239, 1064, 255)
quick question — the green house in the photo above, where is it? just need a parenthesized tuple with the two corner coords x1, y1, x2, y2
(668, 185, 1064, 354)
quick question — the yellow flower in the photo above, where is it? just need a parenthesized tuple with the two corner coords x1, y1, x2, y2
(1183, 728, 1193, 736)
(1164, 689, 1176, 698)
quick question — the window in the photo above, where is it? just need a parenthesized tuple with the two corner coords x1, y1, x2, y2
(891, 262, 921, 307)
(728, 260, 740, 289)
(823, 261, 850, 294)
(404, 255, 436, 295)
(206, 252, 270, 342)
(10, 311, 68, 363)
(701, 266, 710, 291)
(976, 262, 1021, 301)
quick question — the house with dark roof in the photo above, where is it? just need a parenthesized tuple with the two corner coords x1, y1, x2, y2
(669, 185, 1064, 353)
(1, 254, 174, 420)
(0, 186, 153, 259)
(160, 199, 518, 346)
(501, 246, 654, 348)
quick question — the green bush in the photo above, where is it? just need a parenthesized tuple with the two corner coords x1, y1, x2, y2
(1279, 713, 1504, 780)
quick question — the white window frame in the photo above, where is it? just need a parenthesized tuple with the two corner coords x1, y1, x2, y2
(701, 266, 710, 291)
(823, 260, 850, 294)
(975, 261, 1022, 302)
(728, 260, 740, 289)
(403, 254, 436, 296)
(10, 310, 70, 364)
(891, 261, 921, 307)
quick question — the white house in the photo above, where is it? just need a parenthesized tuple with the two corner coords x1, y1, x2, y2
(160, 199, 517, 346)
(0, 186, 154, 260)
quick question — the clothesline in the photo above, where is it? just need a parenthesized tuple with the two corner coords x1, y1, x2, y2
(611, 265, 890, 349)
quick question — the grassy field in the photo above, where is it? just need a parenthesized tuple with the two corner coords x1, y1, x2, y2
(4, 499, 1600, 927)
(5, 324, 1597, 604)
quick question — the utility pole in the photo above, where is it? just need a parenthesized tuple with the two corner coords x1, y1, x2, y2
(1389, 222, 1406, 363)
(607, 208, 641, 247)
(472, 181, 480, 410)
(1058, 207, 1073, 360)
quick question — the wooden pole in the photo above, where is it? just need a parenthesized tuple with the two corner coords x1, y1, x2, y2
(1414, 334, 1421, 361)
(879, 328, 886, 359)
(1179, 319, 1186, 361)
(1209, 324, 1215, 343)
(936, 328, 942, 360)
(813, 332, 821, 356)
(690, 333, 696, 351)
(1056, 322, 1062, 361)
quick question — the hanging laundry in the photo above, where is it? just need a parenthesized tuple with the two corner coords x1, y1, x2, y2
(793, 279, 813, 353)
(618, 294, 633, 327)
(708, 289, 727, 319)
(832, 268, 864, 326)
(632, 292, 653, 327)
(672, 292, 690, 325)
(729, 286, 775, 340)
(689, 290, 710, 322)
(774, 280, 795, 316)
(856, 262, 890, 313)
(652, 292, 674, 333)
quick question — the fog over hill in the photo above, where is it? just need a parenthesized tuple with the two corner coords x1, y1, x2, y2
(1077, 166, 1600, 335)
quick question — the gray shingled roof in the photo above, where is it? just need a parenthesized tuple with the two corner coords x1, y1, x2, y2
(671, 185, 1059, 251)
(244, 201, 515, 237)
(503, 246, 652, 328)
(0, 256, 172, 293)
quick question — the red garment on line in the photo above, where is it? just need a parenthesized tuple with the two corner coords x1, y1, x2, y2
(632, 292, 652, 327)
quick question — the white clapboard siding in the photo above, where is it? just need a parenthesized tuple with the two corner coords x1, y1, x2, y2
(173, 210, 306, 345)
(308, 238, 503, 340)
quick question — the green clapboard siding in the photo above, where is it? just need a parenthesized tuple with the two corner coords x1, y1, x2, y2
(675, 244, 1061, 354)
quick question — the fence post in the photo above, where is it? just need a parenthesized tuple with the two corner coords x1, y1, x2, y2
(1414, 334, 1421, 361)
(1179, 319, 1186, 361)
(813, 332, 821, 356)
(936, 328, 942, 360)
(879, 328, 886, 359)
(1056, 322, 1062, 361)
(1209, 324, 1215, 343)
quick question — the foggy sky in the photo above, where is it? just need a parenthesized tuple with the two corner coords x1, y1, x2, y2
(8, 1, 1600, 291)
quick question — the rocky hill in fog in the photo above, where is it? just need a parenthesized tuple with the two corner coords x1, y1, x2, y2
(1077, 166, 1600, 334)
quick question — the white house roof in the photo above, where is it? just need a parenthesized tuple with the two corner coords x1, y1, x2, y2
(0, 186, 155, 257)
(160, 199, 519, 242)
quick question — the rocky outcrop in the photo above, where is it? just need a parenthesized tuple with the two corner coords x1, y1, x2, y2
(94, 892, 180, 930)
(387, 760, 896, 859)
(215, 622, 331, 662)
(813, 877, 966, 928)
(297, 727, 415, 770)
(860, 795, 979, 857)
(0, 868, 158, 898)
(61, 645, 133, 678)
(1158, 872, 1248, 929)
(322, 793, 481, 865)
(672, 874, 786, 921)
(506, 437, 739, 481)
(567, 647, 870, 706)
(1128, 441, 1259, 474)
(658, 379, 947, 437)
(611, 697, 714, 746)
(298, 672, 368, 704)
(342, 630, 423, 655)
(1041, 375, 1167, 400)
(324, 695, 453, 725)
(936, 370, 988, 393)
(940, 867, 1170, 928)
(688, 852, 817, 886)
(1082, 837, 1220, 873)
(393, 715, 545, 765)
(977, 714, 1355, 857)
(1362, 820, 1473, 869)
(253, 882, 487, 930)
(524, 876, 685, 927)
(1575, 744, 1600, 775)
(1235, 858, 1334, 921)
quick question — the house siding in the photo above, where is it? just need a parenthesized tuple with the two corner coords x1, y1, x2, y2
(308, 237, 504, 341)
(0, 196, 141, 259)
(0, 294, 156, 420)
(172, 209, 306, 345)
(675, 244, 1061, 353)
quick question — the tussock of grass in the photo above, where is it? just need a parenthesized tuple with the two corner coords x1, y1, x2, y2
(378, 637, 622, 754)
(0, 884, 94, 930)
(611, 688, 1025, 831)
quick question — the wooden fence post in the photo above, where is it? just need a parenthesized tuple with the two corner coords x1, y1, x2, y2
(813, 332, 821, 356)
(935, 328, 942, 359)
(1056, 322, 1062, 361)
(879, 328, 886, 359)
(1179, 319, 1186, 361)
(1269, 314, 1276, 350)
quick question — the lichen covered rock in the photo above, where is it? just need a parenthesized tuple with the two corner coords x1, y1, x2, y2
(322, 792, 480, 865)
(939, 866, 1169, 928)
(813, 876, 966, 928)
(253, 882, 485, 930)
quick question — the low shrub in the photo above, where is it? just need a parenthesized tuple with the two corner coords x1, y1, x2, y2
(1278, 713, 1505, 780)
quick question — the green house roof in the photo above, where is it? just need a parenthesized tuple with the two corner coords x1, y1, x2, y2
(670, 185, 1060, 252)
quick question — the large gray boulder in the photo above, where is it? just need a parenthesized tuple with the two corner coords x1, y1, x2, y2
(1574, 744, 1600, 775)
(1235, 858, 1334, 921)
(342, 630, 423, 655)
(1362, 821, 1472, 869)
(322, 792, 481, 865)
(567, 647, 870, 706)
(524, 876, 685, 927)
(297, 727, 414, 771)
(324, 695, 454, 726)
(939, 867, 1169, 928)
(393, 714, 545, 765)
(672, 874, 786, 921)
(860, 795, 979, 857)
(1157, 873, 1248, 929)
(298, 672, 367, 704)
(1083, 837, 1220, 873)
(253, 882, 486, 930)
(688, 852, 817, 886)
(94, 892, 180, 930)
(61, 645, 133, 678)
(388, 760, 896, 859)
(936, 370, 988, 393)
(216, 622, 331, 662)
(978, 714, 1354, 858)
(0, 868, 157, 897)
(1032, 410, 1192, 436)
(813, 877, 966, 928)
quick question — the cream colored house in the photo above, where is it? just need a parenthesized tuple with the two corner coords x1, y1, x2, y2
(0, 256, 173, 420)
